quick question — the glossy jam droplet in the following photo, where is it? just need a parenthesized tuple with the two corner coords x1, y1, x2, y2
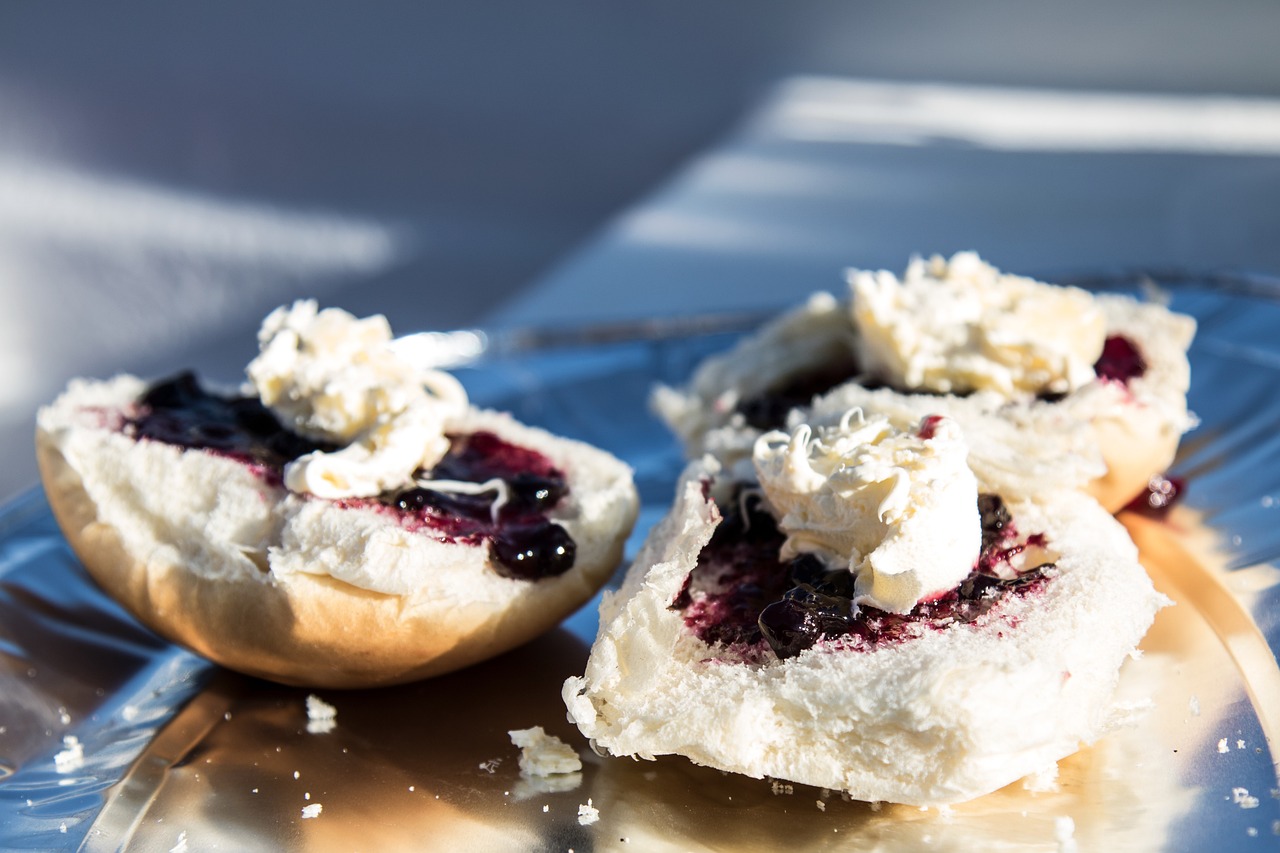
(1094, 335, 1146, 384)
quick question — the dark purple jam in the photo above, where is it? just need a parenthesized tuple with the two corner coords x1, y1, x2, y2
(1094, 335, 1147, 384)
(124, 372, 574, 581)
(126, 371, 337, 474)
(1123, 473, 1185, 518)
(672, 489, 1053, 660)
(734, 359, 861, 431)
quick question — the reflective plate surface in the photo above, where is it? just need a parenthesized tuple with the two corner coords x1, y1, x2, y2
(2, 273, 1280, 851)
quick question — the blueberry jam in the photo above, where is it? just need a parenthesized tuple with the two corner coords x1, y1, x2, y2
(126, 372, 336, 474)
(125, 372, 574, 581)
(672, 489, 1053, 660)
(735, 359, 861, 431)
(385, 432, 575, 581)
(1094, 335, 1146, 384)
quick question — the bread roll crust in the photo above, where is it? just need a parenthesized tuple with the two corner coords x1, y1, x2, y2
(38, 375, 638, 688)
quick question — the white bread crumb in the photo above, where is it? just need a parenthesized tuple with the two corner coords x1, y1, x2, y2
(300, 803, 323, 819)
(577, 799, 600, 825)
(305, 694, 337, 734)
(1023, 763, 1061, 793)
(508, 727, 582, 777)
(54, 736, 84, 773)
(1233, 787, 1260, 809)
(1218, 738, 1230, 754)
(1055, 816, 1077, 853)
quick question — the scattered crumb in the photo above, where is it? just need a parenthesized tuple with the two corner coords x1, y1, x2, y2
(59, 823, 67, 834)
(1272, 819, 1280, 835)
(1055, 815, 1077, 853)
(816, 800, 826, 812)
(1248, 827, 1258, 837)
(224, 712, 233, 722)
(543, 805, 549, 813)
(1237, 739, 1246, 750)
(54, 736, 85, 773)
(508, 727, 582, 777)
(1023, 763, 1061, 793)
(306, 695, 337, 734)
(58, 707, 71, 726)
(770, 781, 794, 795)
(301, 803, 323, 819)
(577, 799, 600, 826)
(870, 801, 882, 812)
(409, 786, 415, 792)
(293, 771, 300, 780)
(304, 792, 311, 801)
(936, 804, 954, 823)
(479, 759, 502, 774)
(170, 830, 188, 853)
(1233, 787, 1260, 809)
(1218, 738, 1230, 754)
(251, 788, 258, 794)
(1188, 695, 1200, 716)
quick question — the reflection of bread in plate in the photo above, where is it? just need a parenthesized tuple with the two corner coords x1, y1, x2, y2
(652, 258, 1195, 512)
(37, 374, 638, 688)
(580, 723, 1186, 853)
(564, 457, 1167, 807)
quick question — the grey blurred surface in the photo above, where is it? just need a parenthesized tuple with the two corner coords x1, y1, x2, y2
(4, 1, 1280, 502)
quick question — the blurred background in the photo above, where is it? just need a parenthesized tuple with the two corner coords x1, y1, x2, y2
(3, 0, 1280, 503)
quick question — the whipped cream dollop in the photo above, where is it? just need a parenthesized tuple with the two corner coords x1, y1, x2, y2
(753, 411, 980, 614)
(247, 301, 469, 499)
(850, 252, 1107, 399)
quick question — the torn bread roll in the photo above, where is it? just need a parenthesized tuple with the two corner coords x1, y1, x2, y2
(565, 422, 1166, 806)
(37, 303, 638, 688)
(652, 253, 1195, 511)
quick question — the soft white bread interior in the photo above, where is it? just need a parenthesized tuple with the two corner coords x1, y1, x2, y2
(563, 457, 1167, 807)
(38, 375, 639, 688)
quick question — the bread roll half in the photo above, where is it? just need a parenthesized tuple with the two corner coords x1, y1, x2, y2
(38, 374, 638, 688)
(564, 457, 1166, 806)
(652, 277, 1195, 512)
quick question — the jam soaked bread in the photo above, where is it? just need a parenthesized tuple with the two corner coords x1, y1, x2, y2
(652, 253, 1196, 512)
(37, 303, 638, 688)
(564, 414, 1166, 806)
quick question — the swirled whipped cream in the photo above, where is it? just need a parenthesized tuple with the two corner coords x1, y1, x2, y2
(247, 301, 468, 498)
(753, 411, 980, 614)
(850, 252, 1107, 398)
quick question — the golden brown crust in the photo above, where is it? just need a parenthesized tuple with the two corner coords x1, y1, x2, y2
(37, 388, 634, 689)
